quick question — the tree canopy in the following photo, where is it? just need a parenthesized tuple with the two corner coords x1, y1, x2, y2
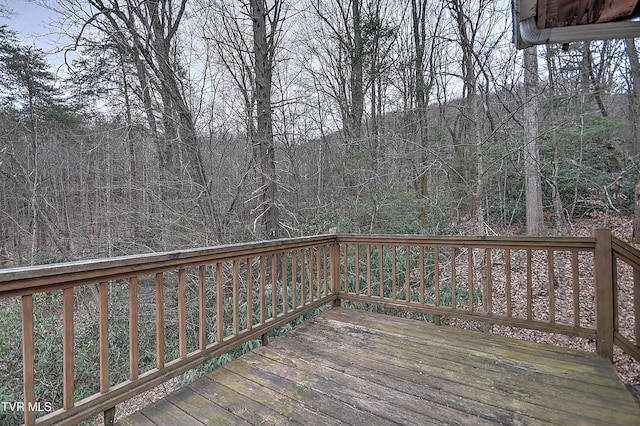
(0, 1, 638, 266)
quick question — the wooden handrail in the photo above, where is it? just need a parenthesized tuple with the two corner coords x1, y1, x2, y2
(1, 231, 638, 425)
(0, 235, 336, 297)
(336, 234, 596, 249)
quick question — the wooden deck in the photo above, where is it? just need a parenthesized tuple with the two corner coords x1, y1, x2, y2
(117, 307, 639, 426)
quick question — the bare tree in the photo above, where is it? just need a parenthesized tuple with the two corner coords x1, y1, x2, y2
(250, 0, 281, 239)
(308, 0, 364, 143)
(523, 46, 543, 235)
(62, 0, 220, 244)
(201, 0, 285, 239)
(410, 0, 444, 228)
(625, 38, 640, 241)
(447, 0, 487, 234)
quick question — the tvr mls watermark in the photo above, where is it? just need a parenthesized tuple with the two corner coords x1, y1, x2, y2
(1, 401, 54, 413)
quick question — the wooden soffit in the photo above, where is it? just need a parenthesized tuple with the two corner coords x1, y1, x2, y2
(537, 0, 640, 28)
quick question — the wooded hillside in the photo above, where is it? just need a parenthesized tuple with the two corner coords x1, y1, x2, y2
(1, 0, 639, 267)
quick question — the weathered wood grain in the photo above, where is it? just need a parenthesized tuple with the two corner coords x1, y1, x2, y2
(117, 307, 640, 425)
(116, 411, 157, 426)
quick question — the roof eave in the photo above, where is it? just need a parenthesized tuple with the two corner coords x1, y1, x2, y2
(516, 17, 640, 48)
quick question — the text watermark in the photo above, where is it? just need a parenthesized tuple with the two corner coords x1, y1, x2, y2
(1, 401, 54, 413)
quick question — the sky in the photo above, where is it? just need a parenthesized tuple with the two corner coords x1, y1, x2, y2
(1, 0, 70, 74)
(3, 0, 55, 47)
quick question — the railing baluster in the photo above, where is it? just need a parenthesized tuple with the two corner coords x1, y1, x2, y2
(63, 287, 74, 410)
(291, 252, 297, 309)
(330, 241, 339, 302)
(260, 255, 270, 345)
(451, 248, 456, 310)
(272, 254, 277, 319)
(355, 244, 360, 295)
(99, 282, 109, 392)
(259, 257, 266, 322)
(155, 273, 165, 369)
(419, 246, 425, 305)
(405, 246, 411, 303)
(366, 246, 372, 297)
(379, 245, 384, 298)
(308, 248, 313, 303)
(321, 246, 324, 297)
(178, 270, 186, 357)
(319, 246, 324, 297)
(323, 245, 329, 296)
(392, 246, 397, 300)
(283, 252, 288, 314)
(307, 247, 316, 303)
(199, 266, 206, 350)
(613, 258, 619, 334)
(22, 294, 35, 426)
(217, 262, 224, 342)
(343, 244, 348, 295)
(548, 250, 555, 324)
(572, 252, 580, 327)
(434, 247, 440, 307)
(129, 277, 139, 380)
(233, 260, 240, 335)
(330, 241, 340, 305)
(486, 249, 492, 316)
(506, 249, 512, 317)
(307, 248, 312, 302)
(316, 247, 321, 300)
(635, 268, 640, 345)
(301, 250, 306, 305)
(468, 248, 473, 312)
(247, 258, 253, 330)
(527, 250, 533, 321)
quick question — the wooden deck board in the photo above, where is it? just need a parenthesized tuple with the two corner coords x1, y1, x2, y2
(116, 412, 157, 426)
(117, 307, 640, 425)
(189, 369, 347, 425)
(187, 377, 293, 425)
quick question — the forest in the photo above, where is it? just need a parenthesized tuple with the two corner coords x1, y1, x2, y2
(0, 0, 639, 267)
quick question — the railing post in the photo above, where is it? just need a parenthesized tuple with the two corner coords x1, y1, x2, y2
(104, 407, 115, 426)
(22, 294, 35, 426)
(635, 269, 640, 347)
(594, 228, 614, 361)
(329, 228, 341, 307)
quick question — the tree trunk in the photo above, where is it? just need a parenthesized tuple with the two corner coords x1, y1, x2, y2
(28, 91, 39, 264)
(583, 42, 608, 117)
(450, 0, 484, 234)
(251, 0, 279, 240)
(350, 0, 364, 143)
(626, 39, 640, 242)
(523, 46, 543, 236)
(120, 56, 138, 236)
(412, 0, 430, 229)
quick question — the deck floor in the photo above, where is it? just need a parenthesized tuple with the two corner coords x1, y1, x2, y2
(117, 307, 640, 425)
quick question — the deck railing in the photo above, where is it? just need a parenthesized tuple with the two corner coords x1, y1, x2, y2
(338, 233, 597, 337)
(0, 228, 638, 425)
(611, 235, 640, 362)
(0, 236, 338, 426)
